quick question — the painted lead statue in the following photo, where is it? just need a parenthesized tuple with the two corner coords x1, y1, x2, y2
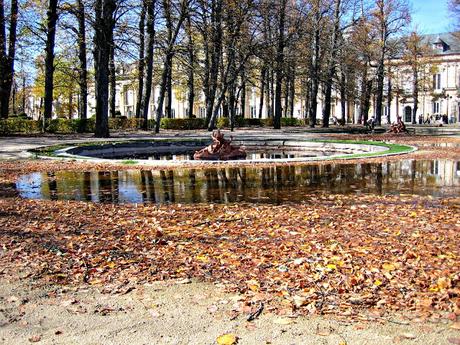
(193, 130, 247, 160)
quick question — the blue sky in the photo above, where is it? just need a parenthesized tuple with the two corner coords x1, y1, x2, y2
(409, 0, 453, 34)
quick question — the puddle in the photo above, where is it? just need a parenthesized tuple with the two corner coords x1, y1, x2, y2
(16, 159, 460, 204)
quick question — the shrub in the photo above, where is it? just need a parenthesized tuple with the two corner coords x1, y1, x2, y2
(281, 117, 304, 126)
(0, 118, 41, 134)
(245, 118, 262, 127)
(108, 117, 144, 130)
(46, 118, 77, 133)
(260, 118, 273, 127)
(75, 118, 96, 133)
(217, 117, 229, 129)
(160, 118, 206, 130)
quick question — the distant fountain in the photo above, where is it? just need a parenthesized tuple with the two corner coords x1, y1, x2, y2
(193, 130, 247, 160)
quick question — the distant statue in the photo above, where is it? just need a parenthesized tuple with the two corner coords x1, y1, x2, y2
(388, 116, 408, 134)
(194, 130, 247, 160)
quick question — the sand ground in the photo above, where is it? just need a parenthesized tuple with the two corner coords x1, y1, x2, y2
(0, 278, 458, 345)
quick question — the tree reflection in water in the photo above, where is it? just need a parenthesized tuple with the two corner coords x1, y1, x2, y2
(16, 159, 460, 204)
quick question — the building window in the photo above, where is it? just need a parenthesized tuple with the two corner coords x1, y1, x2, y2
(199, 107, 205, 118)
(250, 106, 256, 118)
(432, 74, 441, 90)
(431, 160, 439, 175)
(432, 102, 440, 114)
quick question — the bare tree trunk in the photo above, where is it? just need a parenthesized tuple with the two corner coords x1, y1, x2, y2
(22, 72, 26, 113)
(375, 57, 384, 125)
(166, 57, 172, 118)
(11, 79, 16, 114)
(288, 69, 294, 118)
(44, 0, 58, 120)
(94, 0, 116, 137)
(340, 70, 346, 123)
(135, 3, 146, 119)
(360, 66, 372, 124)
(273, 0, 287, 129)
(140, 0, 156, 130)
(412, 68, 418, 124)
(309, 9, 321, 128)
(387, 74, 392, 124)
(258, 66, 265, 119)
(186, 14, 194, 118)
(76, 0, 87, 120)
(269, 68, 274, 117)
(205, 0, 223, 127)
(283, 72, 289, 117)
(0, 0, 18, 119)
(323, 0, 341, 127)
(109, 42, 116, 118)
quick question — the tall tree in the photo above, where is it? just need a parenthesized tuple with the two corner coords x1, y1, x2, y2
(273, 0, 287, 129)
(322, 0, 342, 127)
(372, 0, 409, 125)
(154, 0, 189, 133)
(185, 12, 195, 118)
(206, 0, 256, 131)
(135, 2, 146, 119)
(308, 0, 327, 128)
(402, 31, 432, 124)
(43, 0, 59, 120)
(202, 0, 223, 128)
(139, 0, 156, 130)
(93, 0, 116, 137)
(76, 0, 87, 120)
(0, 0, 19, 119)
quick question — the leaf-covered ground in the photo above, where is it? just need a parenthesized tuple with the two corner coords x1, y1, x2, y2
(0, 134, 459, 323)
(0, 194, 458, 321)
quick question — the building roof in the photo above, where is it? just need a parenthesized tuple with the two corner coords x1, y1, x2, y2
(421, 32, 460, 55)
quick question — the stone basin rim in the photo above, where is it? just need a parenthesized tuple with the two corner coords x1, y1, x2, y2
(33, 139, 417, 166)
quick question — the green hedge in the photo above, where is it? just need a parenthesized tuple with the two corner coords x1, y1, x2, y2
(0, 117, 153, 134)
(0, 118, 42, 134)
(160, 118, 206, 130)
(0, 116, 306, 135)
(217, 117, 229, 129)
(281, 117, 304, 126)
(46, 118, 95, 133)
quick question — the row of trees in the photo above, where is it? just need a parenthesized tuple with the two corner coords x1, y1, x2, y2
(0, 0, 457, 137)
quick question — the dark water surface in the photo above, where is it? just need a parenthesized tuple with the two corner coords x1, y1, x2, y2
(16, 159, 460, 204)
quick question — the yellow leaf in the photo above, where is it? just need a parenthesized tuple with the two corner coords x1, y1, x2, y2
(196, 255, 209, 263)
(374, 279, 383, 286)
(326, 264, 337, 270)
(410, 211, 417, 217)
(437, 277, 451, 290)
(382, 263, 396, 272)
(247, 279, 260, 292)
(216, 333, 237, 345)
(107, 261, 116, 269)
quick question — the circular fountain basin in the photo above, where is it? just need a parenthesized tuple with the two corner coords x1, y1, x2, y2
(48, 139, 412, 166)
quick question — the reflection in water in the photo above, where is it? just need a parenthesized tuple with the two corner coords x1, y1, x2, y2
(103, 149, 342, 161)
(15, 159, 460, 204)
